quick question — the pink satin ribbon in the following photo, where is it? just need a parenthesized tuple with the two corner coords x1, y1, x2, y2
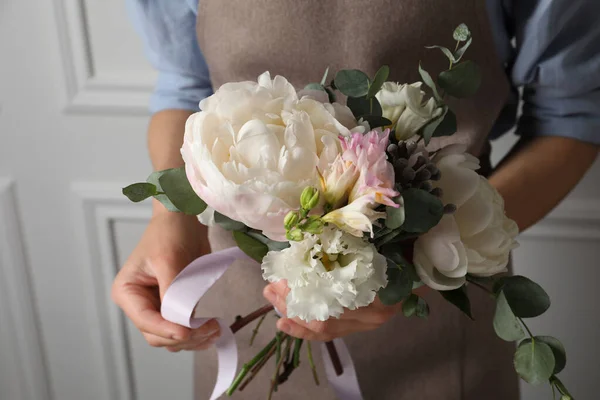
(161, 247, 363, 400)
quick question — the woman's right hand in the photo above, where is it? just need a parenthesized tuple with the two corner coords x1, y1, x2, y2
(111, 204, 220, 352)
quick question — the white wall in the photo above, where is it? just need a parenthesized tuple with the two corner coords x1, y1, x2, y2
(0, 1, 598, 399)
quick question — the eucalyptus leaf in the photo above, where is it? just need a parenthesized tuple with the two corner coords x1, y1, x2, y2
(233, 231, 269, 262)
(378, 261, 412, 305)
(147, 170, 180, 212)
(421, 107, 458, 145)
(438, 60, 481, 98)
(367, 65, 390, 98)
(320, 67, 330, 86)
(214, 212, 247, 231)
(122, 182, 157, 203)
(415, 297, 430, 318)
(420, 112, 444, 145)
(245, 230, 290, 252)
(385, 197, 405, 229)
(493, 291, 526, 341)
(502, 276, 551, 318)
(453, 37, 473, 63)
(425, 45, 456, 63)
(346, 96, 382, 119)
(514, 339, 555, 385)
(440, 286, 473, 319)
(402, 294, 419, 317)
(453, 23, 471, 42)
(334, 69, 370, 97)
(418, 62, 441, 101)
(304, 83, 325, 91)
(536, 336, 567, 374)
(158, 167, 207, 215)
(401, 188, 444, 233)
(360, 115, 392, 129)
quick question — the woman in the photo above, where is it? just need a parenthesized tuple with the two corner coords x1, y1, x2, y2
(113, 0, 599, 398)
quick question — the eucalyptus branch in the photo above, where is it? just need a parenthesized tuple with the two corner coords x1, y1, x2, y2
(518, 317, 535, 339)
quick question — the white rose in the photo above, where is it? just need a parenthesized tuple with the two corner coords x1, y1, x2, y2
(261, 226, 388, 321)
(413, 145, 519, 290)
(182, 72, 357, 240)
(376, 82, 444, 141)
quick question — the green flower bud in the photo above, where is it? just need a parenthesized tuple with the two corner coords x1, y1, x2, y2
(283, 211, 300, 230)
(286, 228, 304, 242)
(300, 186, 320, 210)
(302, 216, 324, 234)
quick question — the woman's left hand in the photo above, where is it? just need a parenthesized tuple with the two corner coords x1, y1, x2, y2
(263, 280, 423, 341)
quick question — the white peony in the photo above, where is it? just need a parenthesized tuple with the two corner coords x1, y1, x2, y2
(413, 145, 519, 290)
(261, 226, 388, 321)
(376, 82, 443, 141)
(181, 72, 358, 240)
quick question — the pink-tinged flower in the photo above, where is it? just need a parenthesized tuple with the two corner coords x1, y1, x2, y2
(322, 195, 386, 237)
(342, 129, 399, 208)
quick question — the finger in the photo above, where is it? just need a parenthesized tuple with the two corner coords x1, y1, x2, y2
(166, 332, 220, 352)
(112, 275, 190, 340)
(338, 303, 397, 325)
(263, 284, 288, 316)
(277, 317, 377, 341)
(143, 332, 180, 348)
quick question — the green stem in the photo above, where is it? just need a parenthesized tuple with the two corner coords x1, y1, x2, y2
(227, 338, 277, 396)
(293, 339, 303, 368)
(518, 318, 535, 339)
(250, 313, 268, 346)
(449, 40, 460, 69)
(307, 341, 320, 385)
(550, 375, 574, 399)
(269, 336, 292, 400)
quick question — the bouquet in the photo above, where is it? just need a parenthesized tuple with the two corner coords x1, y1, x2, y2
(124, 24, 573, 399)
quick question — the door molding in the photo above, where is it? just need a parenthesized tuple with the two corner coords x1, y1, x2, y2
(72, 182, 152, 400)
(0, 179, 53, 400)
(52, 0, 154, 114)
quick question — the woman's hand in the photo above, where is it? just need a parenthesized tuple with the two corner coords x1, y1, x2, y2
(263, 280, 426, 341)
(111, 205, 219, 352)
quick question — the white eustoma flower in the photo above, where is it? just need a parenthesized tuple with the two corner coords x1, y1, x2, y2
(181, 72, 358, 240)
(413, 145, 519, 290)
(261, 227, 388, 321)
(376, 82, 443, 141)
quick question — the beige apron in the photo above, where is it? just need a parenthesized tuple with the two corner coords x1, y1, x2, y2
(193, 1, 519, 398)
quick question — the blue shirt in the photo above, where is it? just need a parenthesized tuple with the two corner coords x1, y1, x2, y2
(127, 0, 600, 144)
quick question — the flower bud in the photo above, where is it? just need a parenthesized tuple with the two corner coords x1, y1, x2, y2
(284, 211, 300, 230)
(302, 216, 324, 234)
(300, 187, 320, 210)
(286, 228, 304, 242)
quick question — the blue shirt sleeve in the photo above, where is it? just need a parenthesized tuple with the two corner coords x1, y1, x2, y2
(504, 0, 600, 145)
(126, 0, 212, 113)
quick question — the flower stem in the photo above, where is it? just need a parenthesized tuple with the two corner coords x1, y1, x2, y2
(238, 344, 277, 392)
(227, 338, 277, 396)
(293, 339, 303, 368)
(250, 313, 268, 346)
(325, 341, 343, 376)
(268, 336, 292, 400)
(230, 304, 274, 334)
(307, 341, 320, 386)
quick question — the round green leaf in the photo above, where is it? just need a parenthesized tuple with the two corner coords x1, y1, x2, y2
(214, 212, 247, 231)
(502, 276, 551, 318)
(304, 82, 325, 91)
(367, 65, 390, 98)
(536, 336, 566, 374)
(415, 297, 430, 319)
(122, 182, 157, 202)
(147, 169, 179, 212)
(378, 261, 412, 306)
(493, 291, 526, 341)
(334, 69, 370, 97)
(438, 60, 481, 98)
(402, 294, 419, 317)
(400, 188, 444, 233)
(346, 96, 382, 119)
(453, 23, 471, 42)
(233, 231, 269, 262)
(159, 167, 207, 215)
(440, 286, 473, 319)
(425, 45, 456, 63)
(385, 197, 405, 229)
(514, 339, 555, 385)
